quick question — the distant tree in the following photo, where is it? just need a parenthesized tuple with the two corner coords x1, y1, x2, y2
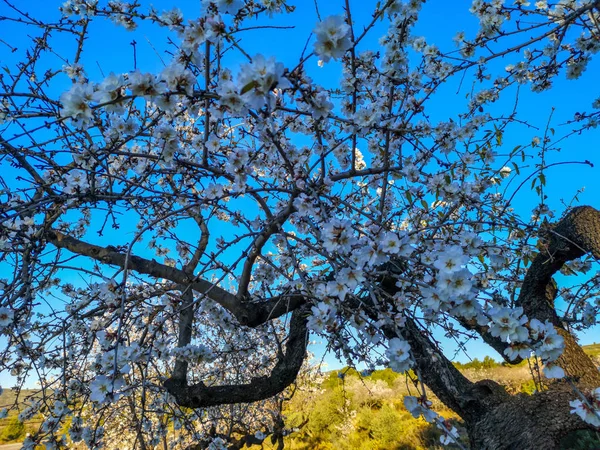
(1, 0, 600, 449)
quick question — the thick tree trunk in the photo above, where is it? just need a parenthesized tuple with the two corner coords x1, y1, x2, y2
(467, 384, 594, 449)
(377, 207, 600, 449)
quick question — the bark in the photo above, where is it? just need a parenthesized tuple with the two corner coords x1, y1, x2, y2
(163, 306, 308, 408)
(377, 207, 600, 449)
(462, 206, 600, 447)
(516, 206, 600, 386)
(46, 229, 305, 326)
(47, 202, 600, 448)
(468, 384, 593, 449)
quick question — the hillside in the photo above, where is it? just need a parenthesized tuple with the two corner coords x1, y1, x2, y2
(1, 344, 599, 448)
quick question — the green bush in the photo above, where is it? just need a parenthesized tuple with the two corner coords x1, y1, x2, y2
(519, 379, 537, 395)
(0, 416, 26, 442)
(454, 356, 500, 370)
(560, 429, 600, 450)
(367, 368, 401, 387)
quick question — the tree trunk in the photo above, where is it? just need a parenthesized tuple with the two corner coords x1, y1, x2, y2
(467, 384, 595, 449)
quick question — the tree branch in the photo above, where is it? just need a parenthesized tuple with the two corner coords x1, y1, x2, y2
(163, 306, 308, 408)
(456, 317, 522, 364)
(364, 271, 503, 422)
(517, 205, 600, 384)
(45, 229, 305, 326)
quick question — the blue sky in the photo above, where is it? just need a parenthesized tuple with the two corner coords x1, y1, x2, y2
(1, 0, 599, 385)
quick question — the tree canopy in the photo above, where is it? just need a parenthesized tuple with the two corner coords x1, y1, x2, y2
(1, 0, 600, 448)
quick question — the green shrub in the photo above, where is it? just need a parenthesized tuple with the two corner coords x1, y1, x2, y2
(454, 356, 500, 370)
(519, 379, 537, 395)
(0, 416, 26, 442)
(367, 368, 401, 387)
(560, 429, 600, 450)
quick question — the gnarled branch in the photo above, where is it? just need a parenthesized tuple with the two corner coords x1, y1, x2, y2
(163, 306, 308, 408)
(46, 229, 305, 326)
(517, 206, 600, 384)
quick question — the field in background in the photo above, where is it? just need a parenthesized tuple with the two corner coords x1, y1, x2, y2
(1, 344, 599, 449)
(258, 344, 600, 450)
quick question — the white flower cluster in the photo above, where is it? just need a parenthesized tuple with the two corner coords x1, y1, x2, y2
(425, 245, 480, 319)
(89, 375, 126, 404)
(307, 302, 336, 334)
(204, 0, 245, 15)
(60, 0, 98, 17)
(313, 16, 353, 62)
(404, 396, 461, 446)
(0, 307, 14, 329)
(18, 401, 40, 422)
(386, 337, 412, 373)
(207, 437, 228, 450)
(570, 387, 600, 427)
(238, 55, 291, 110)
(171, 343, 216, 365)
(496, 312, 565, 377)
(297, 88, 334, 120)
(60, 64, 197, 128)
(488, 306, 529, 343)
(181, 15, 224, 51)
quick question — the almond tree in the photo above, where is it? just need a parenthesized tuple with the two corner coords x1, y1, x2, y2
(1, 0, 600, 448)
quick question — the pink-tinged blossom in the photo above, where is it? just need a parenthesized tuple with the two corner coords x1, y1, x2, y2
(570, 388, 600, 427)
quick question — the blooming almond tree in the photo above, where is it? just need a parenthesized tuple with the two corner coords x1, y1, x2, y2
(1, 0, 600, 448)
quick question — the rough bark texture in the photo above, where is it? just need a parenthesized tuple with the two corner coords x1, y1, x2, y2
(468, 384, 593, 449)
(516, 206, 600, 386)
(163, 306, 308, 408)
(47, 203, 600, 449)
(463, 207, 600, 447)
(378, 207, 600, 449)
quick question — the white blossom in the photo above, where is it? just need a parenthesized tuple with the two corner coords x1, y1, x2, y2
(313, 16, 352, 62)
